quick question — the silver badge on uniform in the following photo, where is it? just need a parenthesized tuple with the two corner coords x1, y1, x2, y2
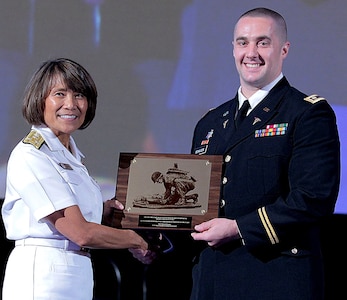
(59, 163, 73, 170)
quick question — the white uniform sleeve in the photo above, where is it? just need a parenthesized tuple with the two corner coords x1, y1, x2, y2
(6, 145, 77, 222)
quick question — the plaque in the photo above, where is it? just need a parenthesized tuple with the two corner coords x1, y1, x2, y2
(112, 153, 223, 231)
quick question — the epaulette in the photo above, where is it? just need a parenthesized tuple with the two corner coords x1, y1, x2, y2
(22, 130, 45, 149)
(200, 107, 215, 118)
(304, 94, 326, 104)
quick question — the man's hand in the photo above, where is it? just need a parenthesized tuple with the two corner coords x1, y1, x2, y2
(191, 218, 241, 248)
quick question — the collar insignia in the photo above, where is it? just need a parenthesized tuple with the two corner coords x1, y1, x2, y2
(252, 117, 261, 125)
(223, 119, 229, 128)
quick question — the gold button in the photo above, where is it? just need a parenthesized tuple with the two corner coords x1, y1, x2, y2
(220, 199, 225, 208)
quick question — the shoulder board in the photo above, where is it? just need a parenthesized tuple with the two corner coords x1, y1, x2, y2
(22, 130, 45, 149)
(304, 94, 326, 104)
(200, 107, 215, 118)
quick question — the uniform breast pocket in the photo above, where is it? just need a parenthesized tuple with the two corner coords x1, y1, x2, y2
(60, 170, 83, 186)
(247, 154, 288, 196)
(89, 176, 101, 191)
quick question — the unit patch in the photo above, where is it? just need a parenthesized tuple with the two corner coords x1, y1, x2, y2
(196, 129, 214, 155)
(22, 130, 45, 149)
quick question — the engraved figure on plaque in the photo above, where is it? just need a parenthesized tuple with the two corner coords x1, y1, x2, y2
(133, 163, 200, 209)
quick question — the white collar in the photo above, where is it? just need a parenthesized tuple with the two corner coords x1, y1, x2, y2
(237, 73, 284, 110)
(31, 124, 85, 160)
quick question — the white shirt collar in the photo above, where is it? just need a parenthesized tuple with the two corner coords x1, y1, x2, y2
(32, 124, 85, 160)
(237, 73, 284, 111)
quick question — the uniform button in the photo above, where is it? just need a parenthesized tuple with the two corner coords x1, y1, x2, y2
(225, 155, 231, 163)
(222, 177, 228, 184)
(291, 248, 298, 254)
(220, 199, 225, 208)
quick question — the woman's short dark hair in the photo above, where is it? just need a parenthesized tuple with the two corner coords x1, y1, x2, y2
(22, 58, 97, 129)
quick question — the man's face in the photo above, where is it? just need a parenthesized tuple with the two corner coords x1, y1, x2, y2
(232, 16, 289, 96)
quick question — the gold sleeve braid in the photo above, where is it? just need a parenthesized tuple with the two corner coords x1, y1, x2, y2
(258, 207, 279, 245)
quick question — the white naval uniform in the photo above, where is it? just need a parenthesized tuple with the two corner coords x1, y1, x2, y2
(1, 124, 104, 300)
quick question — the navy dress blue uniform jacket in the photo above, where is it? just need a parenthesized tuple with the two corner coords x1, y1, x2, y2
(190, 77, 340, 300)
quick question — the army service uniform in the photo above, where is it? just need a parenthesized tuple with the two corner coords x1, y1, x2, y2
(190, 77, 340, 300)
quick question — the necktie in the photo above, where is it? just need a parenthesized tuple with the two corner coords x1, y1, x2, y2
(234, 100, 250, 128)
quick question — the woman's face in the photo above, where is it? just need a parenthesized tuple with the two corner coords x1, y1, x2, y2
(44, 80, 88, 141)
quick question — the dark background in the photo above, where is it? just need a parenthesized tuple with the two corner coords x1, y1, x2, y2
(1, 202, 347, 300)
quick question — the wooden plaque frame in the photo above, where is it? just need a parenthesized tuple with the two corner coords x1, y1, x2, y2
(111, 153, 223, 231)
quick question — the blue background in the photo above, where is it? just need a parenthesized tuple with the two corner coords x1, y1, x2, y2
(0, 0, 345, 213)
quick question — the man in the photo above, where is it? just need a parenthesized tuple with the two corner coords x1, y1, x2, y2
(190, 7, 340, 300)
(151, 164, 197, 205)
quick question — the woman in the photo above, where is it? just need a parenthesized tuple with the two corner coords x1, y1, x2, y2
(1, 58, 154, 299)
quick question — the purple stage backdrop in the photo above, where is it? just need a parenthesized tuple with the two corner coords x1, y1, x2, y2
(0, 0, 345, 213)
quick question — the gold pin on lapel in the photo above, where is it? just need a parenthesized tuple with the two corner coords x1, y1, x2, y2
(253, 117, 261, 125)
(223, 119, 229, 128)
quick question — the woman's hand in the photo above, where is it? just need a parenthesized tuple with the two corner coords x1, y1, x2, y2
(106, 198, 124, 210)
(128, 247, 157, 265)
(102, 198, 124, 226)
